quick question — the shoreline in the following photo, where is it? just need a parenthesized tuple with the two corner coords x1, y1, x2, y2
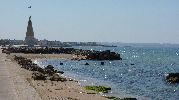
(5, 52, 140, 100)
(7, 53, 109, 100)
(34, 57, 147, 100)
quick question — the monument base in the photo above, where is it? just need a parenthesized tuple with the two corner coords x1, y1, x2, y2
(25, 36, 38, 47)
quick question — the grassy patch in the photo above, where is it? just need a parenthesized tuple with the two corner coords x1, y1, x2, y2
(84, 86, 111, 93)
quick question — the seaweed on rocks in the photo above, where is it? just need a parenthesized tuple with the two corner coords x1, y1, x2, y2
(84, 86, 111, 93)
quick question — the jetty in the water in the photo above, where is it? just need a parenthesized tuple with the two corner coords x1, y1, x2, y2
(2, 47, 122, 60)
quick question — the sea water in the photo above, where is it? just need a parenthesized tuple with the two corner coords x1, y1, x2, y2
(35, 46, 179, 100)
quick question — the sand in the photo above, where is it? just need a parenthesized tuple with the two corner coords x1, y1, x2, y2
(10, 53, 86, 60)
(6, 53, 108, 100)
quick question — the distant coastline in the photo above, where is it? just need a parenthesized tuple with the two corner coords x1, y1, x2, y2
(101, 45, 117, 47)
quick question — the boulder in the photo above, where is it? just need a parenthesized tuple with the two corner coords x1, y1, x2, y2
(32, 71, 46, 80)
(57, 70, 64, 74)
(44, 65, 55, 75)
(45, 65, 54, 71)
(166, 73, 179, 83)
(101, 62, 104, 65)
(50, 73, 67, 82)
(85, 63, 89, 65)
(86, 50, 122, 60)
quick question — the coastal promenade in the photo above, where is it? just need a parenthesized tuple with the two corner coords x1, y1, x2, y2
(0, 48, 18, 100)
(0, 48, 42, 100)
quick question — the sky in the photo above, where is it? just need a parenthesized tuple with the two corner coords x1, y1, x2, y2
(0, 0, 179, 43)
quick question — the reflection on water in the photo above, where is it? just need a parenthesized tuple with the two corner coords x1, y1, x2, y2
(35, 47, 179, 100)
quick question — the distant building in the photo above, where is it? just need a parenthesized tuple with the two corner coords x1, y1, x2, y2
(9, 39, 24, 45)
(25, 16, 38, 47)
(38, 39, 48, 46)
(62, 42, 99, 46)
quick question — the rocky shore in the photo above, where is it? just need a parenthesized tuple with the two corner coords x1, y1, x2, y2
(1, 47, 141, 100)
(10, 54, 138, 100)
(2, 47, 122, 60)
(6, 53, 108, 100)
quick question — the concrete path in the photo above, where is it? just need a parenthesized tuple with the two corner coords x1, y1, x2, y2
(0, 49, 18, 100)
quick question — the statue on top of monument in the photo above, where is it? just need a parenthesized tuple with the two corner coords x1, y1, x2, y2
(29, 16, 31, 20)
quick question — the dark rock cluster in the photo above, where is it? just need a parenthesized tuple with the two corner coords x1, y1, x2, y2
(14, 56, 44, 73)
(13, 55, 66, 81)
(165, 73, 179, 83)
(3, 47, 122, 60)
(86, 50, 122, 60)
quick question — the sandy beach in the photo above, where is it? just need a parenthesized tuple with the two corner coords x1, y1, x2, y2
(10, 53, 86, 60)
(4, 52, 108, 100)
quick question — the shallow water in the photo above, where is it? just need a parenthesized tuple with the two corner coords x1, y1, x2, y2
(36, 46, 179, 100)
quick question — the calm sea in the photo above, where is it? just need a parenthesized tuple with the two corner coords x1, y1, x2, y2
(35, 46, 179, 100)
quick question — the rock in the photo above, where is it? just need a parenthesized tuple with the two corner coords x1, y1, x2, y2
(105, 96, 120, 100)
(31, 64, 44, 73)
(85, 63, 89, 65)
(86, 50, 122, 60)
(45, 65, 54, 71)
(60, 62, 63, 65)
(32, 71, 46, 80)
(69, 79, 73, 81)
(57, 70, 64, 74)
(166, 73, 179, 83)
(101, 62, 104, 65)
(122, 98, 137, 100)
(50, 73, 67, 82)
(44, 65, 55, 75)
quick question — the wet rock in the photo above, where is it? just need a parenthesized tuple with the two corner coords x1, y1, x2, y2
(14, 56, 45, 73)
(85, 63, 89, 65)
(86, 50, 122, 60)
(45, 65, 54, 71)
(57, 70, 64, 74)
(31, 64, 45, 73)
(50, 73, 67, 82)
(44, 65, 55, 75)
(122, 98, 137, 100)
(101, 62, 104, 65)
(32, 71, 46, 80)
(166, 73, 179, 83)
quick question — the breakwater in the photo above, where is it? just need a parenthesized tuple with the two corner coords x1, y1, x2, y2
(2, 47, 122, 60)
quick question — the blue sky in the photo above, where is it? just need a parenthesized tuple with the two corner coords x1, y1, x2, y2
(0, 0, 179, 43)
